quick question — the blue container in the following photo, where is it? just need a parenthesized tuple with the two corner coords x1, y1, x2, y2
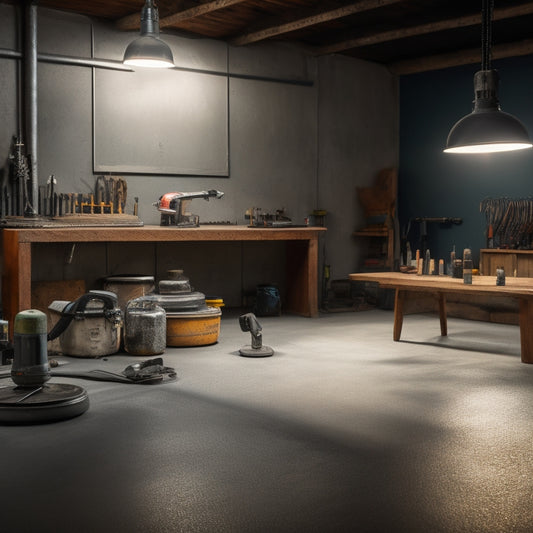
(253, 285, 281, 316)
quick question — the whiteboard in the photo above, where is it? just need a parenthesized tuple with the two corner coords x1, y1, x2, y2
(93, 68, 228, 176)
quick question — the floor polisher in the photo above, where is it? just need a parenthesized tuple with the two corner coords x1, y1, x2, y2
(0, 310, 89, 424)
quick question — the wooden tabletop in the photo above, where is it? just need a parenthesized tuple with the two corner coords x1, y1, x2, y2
(349, 272, 533, 298)
(1, 225, 327, 243)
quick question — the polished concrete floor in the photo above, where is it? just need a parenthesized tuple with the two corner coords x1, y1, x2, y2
(1, 309, 532, 533)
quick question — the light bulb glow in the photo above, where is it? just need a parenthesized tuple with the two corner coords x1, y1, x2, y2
(123, 57, 174, 68)
(444, 142, 532, 154)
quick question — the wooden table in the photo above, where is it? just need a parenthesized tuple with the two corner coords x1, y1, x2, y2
(1, 225, 326, 337)
(349, 271, 533, 364)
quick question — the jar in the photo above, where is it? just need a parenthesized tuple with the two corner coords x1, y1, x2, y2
(124, 298, 166, 356)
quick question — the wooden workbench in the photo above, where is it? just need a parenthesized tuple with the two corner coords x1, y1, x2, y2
(349, 271, 533, 364)
(1, 225, 326, 336)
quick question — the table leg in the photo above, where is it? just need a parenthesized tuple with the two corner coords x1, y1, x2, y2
(438, 293, 447, 336)
(393, 289, 405, 341)
(285, 237, 319, 318)
(519, 299, 533, 363)
(2, 233, 32, 339)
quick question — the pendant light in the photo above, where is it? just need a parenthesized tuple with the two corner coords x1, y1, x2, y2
(444, 0, 531, 154)
(123, 0, 174, 69)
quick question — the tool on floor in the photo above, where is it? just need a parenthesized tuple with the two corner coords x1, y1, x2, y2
(238, 313, 274, 357)
(154, 190, 224, 226)
(51, 357, 177, 385)
(0, 309, 89, 424)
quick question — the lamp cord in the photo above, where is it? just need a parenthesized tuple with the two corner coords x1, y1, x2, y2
(481, 0, 494, 71)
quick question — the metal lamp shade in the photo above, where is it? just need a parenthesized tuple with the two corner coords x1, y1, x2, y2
(445, 107, 532, 154)
(123, 35, 174, 69)
(445, 70, 532, 154)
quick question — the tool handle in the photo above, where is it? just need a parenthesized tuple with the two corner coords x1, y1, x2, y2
(47, 291, 120, 341)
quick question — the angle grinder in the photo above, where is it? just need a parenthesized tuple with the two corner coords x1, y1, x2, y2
(0, 309, 89, 424)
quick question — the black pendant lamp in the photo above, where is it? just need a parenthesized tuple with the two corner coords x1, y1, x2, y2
(444, 0, 531, 154)
(123, 0, 174, 69)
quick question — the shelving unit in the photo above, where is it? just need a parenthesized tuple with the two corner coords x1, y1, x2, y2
(353, 168, 397, 272)
(353, 223, 394, 270)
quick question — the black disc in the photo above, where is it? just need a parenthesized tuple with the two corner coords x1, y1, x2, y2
(0, 383, 89, 424)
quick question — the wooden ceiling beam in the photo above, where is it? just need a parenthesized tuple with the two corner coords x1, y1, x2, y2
(318, 3, 533, 55)
(230, 0, 405, 46)
(116, 0, 248, 31)
(389, 39, 533, 75)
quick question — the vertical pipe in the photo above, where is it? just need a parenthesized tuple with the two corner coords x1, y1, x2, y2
(25, 0, 38, 216)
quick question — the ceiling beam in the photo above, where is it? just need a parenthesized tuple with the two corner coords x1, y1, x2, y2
(388, 39, 533, 75)
(230, 0, 405, 46)
(318, 3, 533, 55)
(116, 0, 248, 32)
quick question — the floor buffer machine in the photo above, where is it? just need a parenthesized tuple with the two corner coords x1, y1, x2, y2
(0, 310, 89, 424)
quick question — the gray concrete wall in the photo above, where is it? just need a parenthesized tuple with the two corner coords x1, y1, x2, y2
(0, 4, 398, 309)
(317, 55, 399, 279)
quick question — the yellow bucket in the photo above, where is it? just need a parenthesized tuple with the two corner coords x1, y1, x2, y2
(166, 307, 221, 347)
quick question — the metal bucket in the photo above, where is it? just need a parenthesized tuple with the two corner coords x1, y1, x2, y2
(104, 276, 155, 311)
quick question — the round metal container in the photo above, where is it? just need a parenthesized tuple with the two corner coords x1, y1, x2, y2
(166, 307, 221, 347)
(104, 276, 155, 311)
(140, 291, 206, 312)
(158, 269, 192, 294)
(124, 299, 166, 356)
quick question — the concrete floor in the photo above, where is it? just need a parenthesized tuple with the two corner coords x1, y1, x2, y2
(1, 309, 532, 533)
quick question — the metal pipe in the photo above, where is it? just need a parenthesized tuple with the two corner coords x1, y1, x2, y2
(0, 48, 133, 71)
(0, 48, 21, 59)
(39, 52, 134, 71)
(0, 49, 313, 85)
(25, 0, 38, 216)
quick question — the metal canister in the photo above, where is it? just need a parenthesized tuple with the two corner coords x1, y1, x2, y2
(496, 266, 506, 286)
(104, 276, 155, 311)
(124, 298, 166, 356)
(11, 309, 50, 387)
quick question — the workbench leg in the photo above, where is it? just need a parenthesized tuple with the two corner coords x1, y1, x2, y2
(285, 237, 318, 318)
(438, 293, 447, 336)
(519, 299, 533, 363)
(2, 234, 32, 339)
(393, 289, 404, 341)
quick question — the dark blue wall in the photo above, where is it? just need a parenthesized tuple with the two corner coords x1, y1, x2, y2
(399, 55, 533, 269)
